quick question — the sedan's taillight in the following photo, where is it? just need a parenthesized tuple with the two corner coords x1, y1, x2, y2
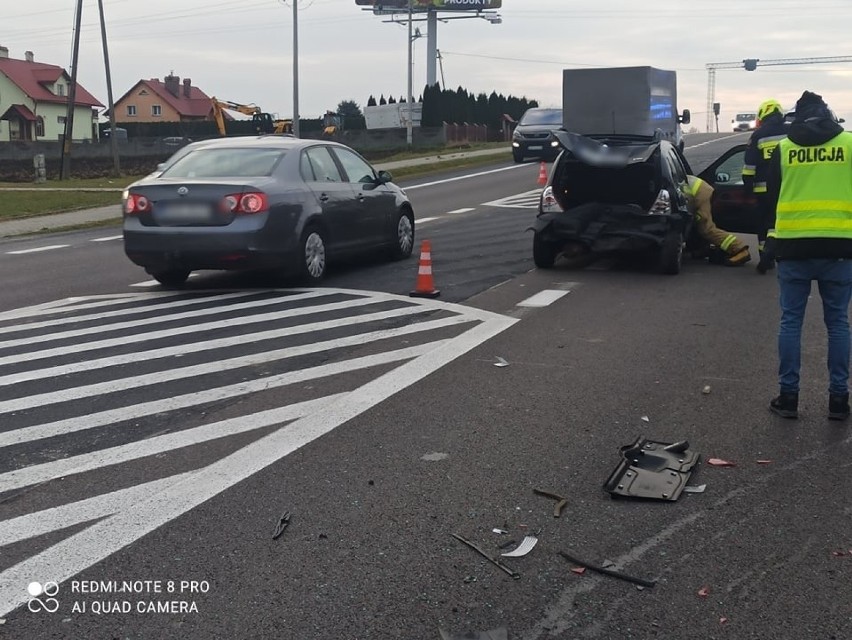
(222, 192, 269, 214)
(540, 186, 564, 214)
(124, 193, 151, 215)
(648, 189, 671, 215)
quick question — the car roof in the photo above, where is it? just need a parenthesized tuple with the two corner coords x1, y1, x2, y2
(179, 135, 339, 152)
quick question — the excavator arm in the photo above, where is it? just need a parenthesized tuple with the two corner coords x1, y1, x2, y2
(211, 98, 286, 136)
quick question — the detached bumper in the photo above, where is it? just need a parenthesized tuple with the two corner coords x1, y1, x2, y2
(531, 203, 685, 254)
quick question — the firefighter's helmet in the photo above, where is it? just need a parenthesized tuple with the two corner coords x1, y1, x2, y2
(757, 99, 783, 123)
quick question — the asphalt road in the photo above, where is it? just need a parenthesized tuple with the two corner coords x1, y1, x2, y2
(1, 133, 850, 640)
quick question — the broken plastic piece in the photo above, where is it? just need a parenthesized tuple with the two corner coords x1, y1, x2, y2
(533, 488, 567, 517)
(272, 511, 291, 540)
(831, 550, 846, 557)
(707, 458, 736, 467)
(683, 484, 707, 494)
(603, 436, 700, 501)
(698, 586, 710, 597)
(492, 528, 508, 535)
(641, 416, 650, 422)
(500, 535, 538, 558)
(439, 628, 508, 640)
(756, 459, 773, 465)
(702, 385, 712, 394)
(493, 356, 509, 367)
(559, 551, 656, 588)
(719, 617, 729, 625)
(570, 567, 586, 575)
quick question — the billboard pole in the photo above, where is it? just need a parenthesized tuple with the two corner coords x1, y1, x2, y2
(406, 0, 413, 147)
(292, 0, 300, 137)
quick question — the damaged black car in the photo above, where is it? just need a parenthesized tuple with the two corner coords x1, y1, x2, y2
(531, 131, 696, 274)
(530, 132, 764, 275)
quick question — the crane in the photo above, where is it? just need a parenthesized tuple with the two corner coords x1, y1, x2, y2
(705, 56, 852, 132)
(210, 98, 293, 136)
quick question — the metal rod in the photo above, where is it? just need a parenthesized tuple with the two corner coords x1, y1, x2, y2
(452, 533, 519, 579)
(558, 552, 656, 588)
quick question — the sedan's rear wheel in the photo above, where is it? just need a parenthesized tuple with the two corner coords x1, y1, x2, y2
(298, 226, 327, 283)
(390, 210, 415, 260)
(150, 268, 190, 287)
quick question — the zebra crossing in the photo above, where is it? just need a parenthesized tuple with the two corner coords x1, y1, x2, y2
(0, 288, 516, 617)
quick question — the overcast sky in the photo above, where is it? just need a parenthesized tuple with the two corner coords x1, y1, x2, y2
(5, 0, 852, 131)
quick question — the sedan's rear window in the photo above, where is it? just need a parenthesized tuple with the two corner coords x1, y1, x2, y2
(160, 148, 285, 178)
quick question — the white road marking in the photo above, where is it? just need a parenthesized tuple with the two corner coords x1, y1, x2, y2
(405, 163, 527, 190)
(0, 317, 468, 416)
(130, 273, 201, 287)
(6, 245, 69, 255)
(482, 188, 542, 209)
(417, 216, 439, 224)
(0, 288, 517, 617)
(684, 133, 746, 149)
(0, 295, 386, 366)
(517, 289, 570, 307)
(447, 207, 475, 214)
(89, 235, 123, 242)
(0, 305, 445, 391)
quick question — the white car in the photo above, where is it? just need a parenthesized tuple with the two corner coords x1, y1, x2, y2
(731, 113, 757, 132)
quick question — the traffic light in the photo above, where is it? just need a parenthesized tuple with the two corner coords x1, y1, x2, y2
(713, 102, 720, 116)
(743, 59, 759, 71)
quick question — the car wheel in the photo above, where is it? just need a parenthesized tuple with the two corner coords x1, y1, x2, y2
(390, 209, 415, 260)
(659, 230, 684, 275)
(512, 150, 524, 164)
(532, 232, 559, 268)
(150, 268, 190, 287)
(298, 225, 327, 283)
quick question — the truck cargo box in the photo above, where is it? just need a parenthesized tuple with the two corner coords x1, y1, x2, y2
(562, 66, 689, 147)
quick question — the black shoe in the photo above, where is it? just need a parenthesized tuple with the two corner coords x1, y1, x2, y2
(828, 393, 850, 421)
(770, 393, 799, 419)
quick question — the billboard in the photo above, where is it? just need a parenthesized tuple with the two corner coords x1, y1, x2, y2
(356, 0, 502, 10)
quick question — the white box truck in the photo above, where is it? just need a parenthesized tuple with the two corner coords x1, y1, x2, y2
(562, 66, 690, 150)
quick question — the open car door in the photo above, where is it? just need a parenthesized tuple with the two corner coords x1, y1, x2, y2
(697, 144, 763, 235)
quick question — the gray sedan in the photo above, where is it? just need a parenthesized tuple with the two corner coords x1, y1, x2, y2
(122, 136, 415, 286)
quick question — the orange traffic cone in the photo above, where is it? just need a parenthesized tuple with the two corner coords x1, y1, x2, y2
(410, 239, 440, 298)
(537, 161, 548, 186)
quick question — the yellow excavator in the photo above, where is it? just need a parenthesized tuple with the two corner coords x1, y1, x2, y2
(210, 98, 292, 136)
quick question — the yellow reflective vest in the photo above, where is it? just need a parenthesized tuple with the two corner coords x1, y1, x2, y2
(776, 132, 852, 240)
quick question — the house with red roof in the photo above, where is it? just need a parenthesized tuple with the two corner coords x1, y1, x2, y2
(0, 46, 103, 142)
(108, 73, 215, 124)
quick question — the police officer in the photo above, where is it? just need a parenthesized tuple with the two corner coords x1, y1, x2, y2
(685, 175, 751, 266)
(764, 90, 852, 420)
(742, 98, 789, 273)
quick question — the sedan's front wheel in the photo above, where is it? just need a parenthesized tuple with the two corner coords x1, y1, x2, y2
(390, 210, 415, 260)
(298, 226, 327, 283)
(149, 268, 190, 287)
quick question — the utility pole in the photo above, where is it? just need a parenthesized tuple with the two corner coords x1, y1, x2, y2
(292, 0, 300, 138)
(406, 0, 413, 148)
(97, 0, 120, 176)
(60, 0, 83, 180)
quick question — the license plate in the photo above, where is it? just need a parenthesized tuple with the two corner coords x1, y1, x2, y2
(528, 145, 543, 151)
(157, 203, 213, 223)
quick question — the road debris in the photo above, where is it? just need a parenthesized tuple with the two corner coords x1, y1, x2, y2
(707, 458, 736, 467)
(720, 617, 729, 625)
(603, 437, 700, 501)
(683, 484, 707, 494)
(492, 528, 508, 535)
(702, 385, 712, 394)
(641, 415, 650, 422)
(570, 567, 586, 575)
(493, 356, 510, 368)
(439, 627, 508, 640)
(698, 586, 710, 597)
(452, 533, 520, 579)
(756, 459, 773, 465)
(272, 511, 291, 540)
(533, 488, 568, 517)
(500, 535, 538, 558)
(558, 551, 656, 588)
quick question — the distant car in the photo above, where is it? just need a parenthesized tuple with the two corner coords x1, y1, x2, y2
(161, 136, 192, 147)
(102, 127, 128, 140)
(511, 107, 563, 163)
(529, 132, 764, 275)
(731, 113, 757, 132)
(122, 136, 415, 286)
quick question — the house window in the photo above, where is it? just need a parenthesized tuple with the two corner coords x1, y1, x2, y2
(57, 84, 65, 96)
(36, 116, 44, 137)
(152, 105, 162, 117)
(127, 105, 137, 117)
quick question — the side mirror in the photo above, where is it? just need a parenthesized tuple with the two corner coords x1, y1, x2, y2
(679, 109, 691, 125)
(839, 117, 846, 124)
(716, 172, 731, 183)
(377, 170, 393, 184)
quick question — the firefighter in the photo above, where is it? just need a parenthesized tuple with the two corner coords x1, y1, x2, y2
(742, 98, 789, 273)
(685, 175, 751, 266)
(764, 90, 852, 420)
